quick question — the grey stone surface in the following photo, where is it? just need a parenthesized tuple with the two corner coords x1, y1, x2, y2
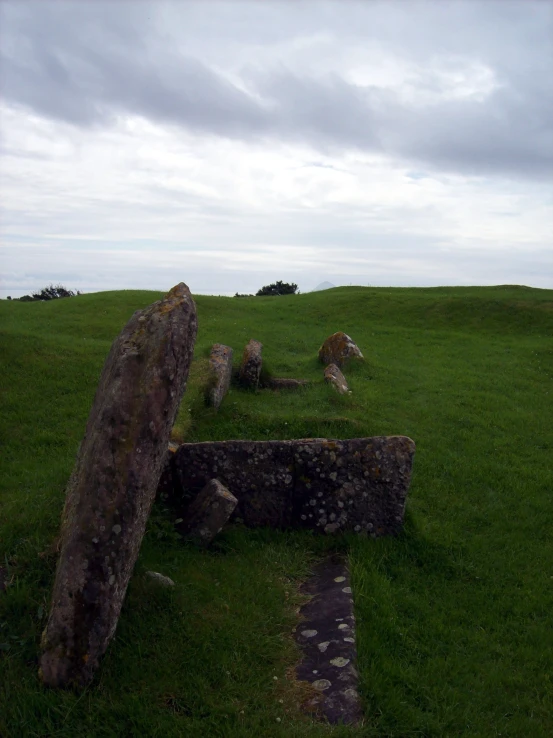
(324, 364, 350, 394)
(262, 378, 309, 390)
(239, 339, 263, 389)
(40, 283, 197, 689)
(145, 571, 175, 587)
(179, 479, 238, 546)
(318, 332, 364, 368)
(295, 555, 362, 725)
(160, 436, 415, 536)
(207, 343, 233, 409)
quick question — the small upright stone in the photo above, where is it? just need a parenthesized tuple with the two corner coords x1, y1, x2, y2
(239, 339, 263, 389)
(318, 332, 363, 368)
(207, 343, 233, 409)
(40, 283, 197, 689)
(324, 364, 350, 395)
(179, 479, 238, 546)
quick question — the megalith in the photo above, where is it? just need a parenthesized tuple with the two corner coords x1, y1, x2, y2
(318, 332, 363, 368)
(239, 339, 263, 389)
(40, 283, 198, 688)
(207, 343, 233, 410)
(161, 436, 415, 536)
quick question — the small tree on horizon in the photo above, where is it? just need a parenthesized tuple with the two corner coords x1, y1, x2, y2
(255, 280, 298, 296)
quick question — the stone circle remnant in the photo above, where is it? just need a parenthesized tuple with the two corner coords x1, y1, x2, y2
(324, 364, 350, 394)
(239, 339, 263, 389)
(207, 343, 233, 409)
(40, 283, 198, 689)
(318, 332, 364, 368)
(159, 436, 415, 536)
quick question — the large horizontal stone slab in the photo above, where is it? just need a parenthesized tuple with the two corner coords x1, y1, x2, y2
(159, 436, 415, 536)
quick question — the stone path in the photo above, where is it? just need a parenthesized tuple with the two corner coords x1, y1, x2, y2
(294, 555, 362, 725)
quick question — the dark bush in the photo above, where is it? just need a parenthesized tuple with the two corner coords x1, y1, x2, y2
(255, 281, 298, 296)
(31, 284, 79, 301)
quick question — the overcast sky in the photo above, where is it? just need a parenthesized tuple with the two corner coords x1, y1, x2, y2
(1, 0, 552, 297)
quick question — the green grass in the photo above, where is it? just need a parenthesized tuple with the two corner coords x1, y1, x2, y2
(1, 285, 552, 737)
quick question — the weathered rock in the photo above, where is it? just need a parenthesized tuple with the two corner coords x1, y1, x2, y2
(239, 339, 263, 389)
(295, 555, 361, 725)
(178, 479, 238, 546)
(207, 343, 233, 409)
(40, 283, 198, 689)
(318, 332, 363, 368)
(324, 364, 350, 394)
(263, 378, 309, 390)
(160, 436, 415, 536)
(145, 571, 175, 587)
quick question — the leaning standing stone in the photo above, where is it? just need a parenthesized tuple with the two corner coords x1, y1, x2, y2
(179, 479, 238, 546)
(318, 332, 364, 367)
(239, 339, 263, 389)
(324, 364, 350, 394)
(40, 283, 198, 689)
(207, 343, 233, 409)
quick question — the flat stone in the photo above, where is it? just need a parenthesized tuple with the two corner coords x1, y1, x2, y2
(207, 343, 233, 410)
(318, 332, 364, 368)
(238, 339, 263, 389)
(179, 479, 238, 546)
(145, 571, 175, 587)
(40, 283, 197, 689)
(159, 436, 415, 536)
(262, 378, 309, 390)
(295, 555, 362, 725)
(324, 364, 350, 394)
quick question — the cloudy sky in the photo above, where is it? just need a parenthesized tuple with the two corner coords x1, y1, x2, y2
(1, 0, 552, 297)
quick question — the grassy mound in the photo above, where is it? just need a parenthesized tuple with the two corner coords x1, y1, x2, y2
(1, 285, 552, 736)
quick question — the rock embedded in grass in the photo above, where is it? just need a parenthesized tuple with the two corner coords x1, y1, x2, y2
(39, 282, 197, 689)
(324, 363, 350, 394)
(207, 343, 233, 410)
(145, 571, 175, 587)
(295, 555, 361, 725)
(239, 339, 263, 389)
(262, 377, 309, 390)
(318, 332, 364, 368)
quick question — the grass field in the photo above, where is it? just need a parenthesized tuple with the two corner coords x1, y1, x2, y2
(1, 285, 552, 737)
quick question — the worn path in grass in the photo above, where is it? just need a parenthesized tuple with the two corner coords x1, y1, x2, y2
(1, 285, 552, 737)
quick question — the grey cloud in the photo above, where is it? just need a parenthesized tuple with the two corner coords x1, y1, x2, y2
(1, 1, 552, 180)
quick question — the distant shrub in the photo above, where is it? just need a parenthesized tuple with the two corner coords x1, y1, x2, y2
(255, 281, 298, 296)
(234, 293, 254, 298)
(31, 284, 80, 301)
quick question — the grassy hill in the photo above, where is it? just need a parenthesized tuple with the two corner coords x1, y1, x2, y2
(1, 285, 552, 737)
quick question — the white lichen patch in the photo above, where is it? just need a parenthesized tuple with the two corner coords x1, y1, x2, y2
(342, 586, 352, 594)
(112, 524, 122, 535)
(318, 641, 331, 652)
(334, 576, 346, 583)
(301, 629, 318, 638)
(338, 623, 350, 630)
(312, 679, 331, 691)
(330, 657, 350, 668)
(343, 637, 355, 643)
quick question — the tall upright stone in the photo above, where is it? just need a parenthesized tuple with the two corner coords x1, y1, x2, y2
(40, 283, 198, 688)
(239, 339, 263, 389)
(207, 343, 233, 410)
